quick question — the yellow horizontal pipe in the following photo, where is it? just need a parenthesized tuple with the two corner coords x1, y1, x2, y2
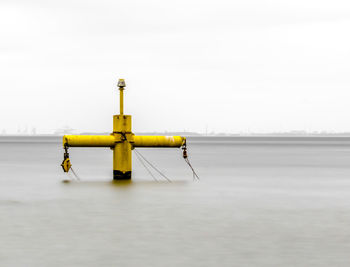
(63, 135, 115, 147)
(63, 135, 186, 148)
(133, 136, 185, 147)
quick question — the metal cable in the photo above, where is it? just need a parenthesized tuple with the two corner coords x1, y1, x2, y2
(134, 149, 172, 182)
(70, 166, 81, 181)
(184, 157, 200, 181)
(181, 141, 200, 181)
(134, 149, 158, 182)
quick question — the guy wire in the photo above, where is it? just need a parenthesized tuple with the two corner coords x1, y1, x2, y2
(134, 149, 172, 183)
(134, 149, 159, 182)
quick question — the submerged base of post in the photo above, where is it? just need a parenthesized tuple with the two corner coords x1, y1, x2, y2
(113, 170, 132, 180)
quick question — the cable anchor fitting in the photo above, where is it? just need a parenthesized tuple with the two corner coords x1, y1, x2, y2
(182, 142, 188, 159)
(61, 145, 72, 173)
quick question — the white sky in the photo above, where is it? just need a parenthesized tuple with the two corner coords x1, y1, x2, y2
(1, 0, 350, 134)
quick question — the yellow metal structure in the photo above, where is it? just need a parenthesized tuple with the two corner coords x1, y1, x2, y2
(63, 135, 185, 148)
(63, 135, 115, 147)
(62, 79, 186, 180)
(133, 136, 185, 147)
(61, 157, 72, 172)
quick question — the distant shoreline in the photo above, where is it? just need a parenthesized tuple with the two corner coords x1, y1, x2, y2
(3, 133, 350, 138)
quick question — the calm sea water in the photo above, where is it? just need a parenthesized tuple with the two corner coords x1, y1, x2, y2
(1, 136, 350, 266)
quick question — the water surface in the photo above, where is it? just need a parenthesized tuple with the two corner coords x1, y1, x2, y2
(1, 136, 350, 266)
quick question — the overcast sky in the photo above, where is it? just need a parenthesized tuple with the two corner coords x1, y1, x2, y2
(1, 0, 350, 134)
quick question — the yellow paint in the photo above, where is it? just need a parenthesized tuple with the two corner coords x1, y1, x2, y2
(61, 78, 185, 180)
(112, 114, 132, 178)
(119, 89, 124, 115)
(61, 157, 72, 172)
(118, 78, 125, 115)
(133, 136, 185, 147)
(113, 115, 132, 133)
(63, 135, 115, 147)
(63, 135, 185, 148)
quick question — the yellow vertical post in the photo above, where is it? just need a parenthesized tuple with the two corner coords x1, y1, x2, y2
(118, 79, 125, 115)
(113, 79, 132, 180)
